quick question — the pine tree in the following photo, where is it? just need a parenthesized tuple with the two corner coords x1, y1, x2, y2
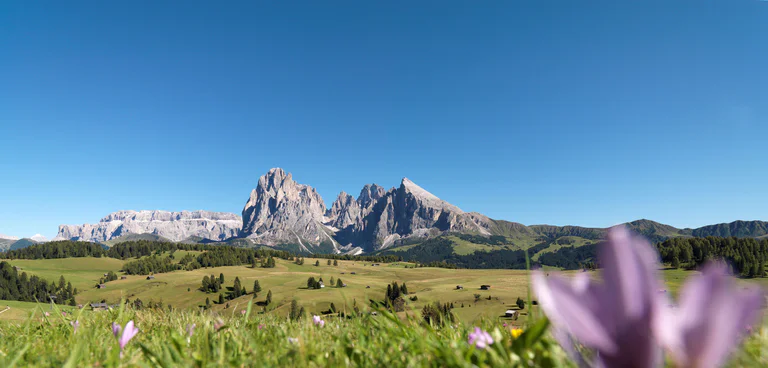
(400, 283, 408, 295)
(333, 259, 338, 266)
(253, 280, 262, 294)
(219, 273, 225, 284)
(315, 260, 320, 267)
(219, 293, 224, 304)
(233, 277, 242, 298)
(202, 276, 210, 292)
(266, 290, 272, 305)
(205, 297, 211, 309)
(307, 277, 316, 289)
(336, 278, 343, 288)
(327, 259, 332, 266)
(289, 300, 300, 321)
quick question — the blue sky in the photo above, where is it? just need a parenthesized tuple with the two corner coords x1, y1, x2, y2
(1, 1, 766, 239)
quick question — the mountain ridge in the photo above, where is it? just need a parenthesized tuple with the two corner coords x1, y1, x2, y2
(44, 167, 768, 254)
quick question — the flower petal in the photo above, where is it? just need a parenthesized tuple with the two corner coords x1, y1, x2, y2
(533, 271, 617, 354)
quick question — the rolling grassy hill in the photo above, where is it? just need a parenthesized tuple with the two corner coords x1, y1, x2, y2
(2, 255, 539, 324)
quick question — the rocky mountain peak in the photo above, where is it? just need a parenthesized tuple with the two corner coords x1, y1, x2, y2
(241, 168, 328, 250)
(57, 210, 241, 243)
(326, 192, 361, 230)
(358, 183, 386, 209)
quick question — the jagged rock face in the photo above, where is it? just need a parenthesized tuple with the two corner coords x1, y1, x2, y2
(326, 192, 361, 230)
(241, 168, 327, 248)
(358, 184, 386, 210)
(57, 210, 241, 242)
(333, 178, 490, 251)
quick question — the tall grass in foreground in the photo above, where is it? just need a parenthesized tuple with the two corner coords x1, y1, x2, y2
(0, 300, 765, 367)
(0, 299, 570, 367)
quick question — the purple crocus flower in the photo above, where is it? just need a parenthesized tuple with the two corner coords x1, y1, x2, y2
(533, 226, 665, 368)
(112, 322, 121, 337)
(468, 327, 494, 349)
(70, 320, 80, 334)
(312, 315, 325, 328)
(118, 321, 139, 357)
(656, 263, 763, 368)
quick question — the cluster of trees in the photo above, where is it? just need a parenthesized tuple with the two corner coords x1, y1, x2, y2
(122, 255, 178, 275)
(108, 241, 214, 259)
(1, 241, 106, 259)
(261, 256, 276, 268)
(99, 271, 118, 284)
(536, 244, 598, 270)
(308, 253, 402, 263)
(0, 262, 77, 305)
(229, 277, 247, 299)
(126, 298, 169, 311)
(657, 237, 768, 278)
(384, 281, 408, 312)
(288, 300, 306, 321)
(421, 302, 455, 326)
(453, 233, 508, 246)
(306, 277, 324, 289)
(295, 257, 305, 265)
(201, 273, 225, 293)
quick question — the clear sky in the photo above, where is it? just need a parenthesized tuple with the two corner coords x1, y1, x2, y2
(1, 1, 766, 239)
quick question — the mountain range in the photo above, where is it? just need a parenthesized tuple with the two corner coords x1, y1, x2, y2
(0, 234, 49, 252)
(30, 167, 768, 254)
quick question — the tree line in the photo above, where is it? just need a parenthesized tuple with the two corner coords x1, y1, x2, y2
(0, 261, 77, 305)
(657, 236, 768, 278)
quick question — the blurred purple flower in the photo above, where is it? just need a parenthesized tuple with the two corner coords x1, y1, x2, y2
(656, 263, 764, 368)
(70, 320, 80, 334)
(186, 323, 196, 337)
(112, 322, 121, 337)
(118, 320, 139, 357)
(468, 327, 494, 349)
(312, 315, 325, 328)
(241, 310, 246, 316)
(62, 311, 67, 316)
(533, 226, 665, 368)
(258, 324, 264, 330)
(44, 312, 50, 317)
(214, 318, 225, 331)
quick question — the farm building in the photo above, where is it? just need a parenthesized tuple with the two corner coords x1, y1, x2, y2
(505, 310, 517, 317)
(146, 275, 155, 280)
(350, 272, 356, 275)
(342, 283, 347, 287)
(90, 303, 109, 310)
(480, 285, 491, 290)
(97, 284, 106, 289)
(456, 285, 464, 290)
(120, 276, 127, 280)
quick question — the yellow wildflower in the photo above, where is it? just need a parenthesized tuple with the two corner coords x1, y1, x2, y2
(510, 328, 524, 339)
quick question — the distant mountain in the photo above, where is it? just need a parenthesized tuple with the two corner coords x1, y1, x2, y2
(45, 167, 768, 254)
(9, 238, 39, 250)
(30, 234, 48, 243)
(56, 210, 241, 243)
(0, 234, 19, 241)
(690, 220, 768, 238)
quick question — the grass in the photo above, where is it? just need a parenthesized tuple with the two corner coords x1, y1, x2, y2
(1, 259, 768, 366)
(5, 257, 540, 324)
(0, 299, 571, 367)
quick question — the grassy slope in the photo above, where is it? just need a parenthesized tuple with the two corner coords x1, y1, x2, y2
(4, 257, 540, 324)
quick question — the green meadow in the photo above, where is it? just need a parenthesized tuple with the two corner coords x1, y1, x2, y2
(3, 257, 538, 324)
